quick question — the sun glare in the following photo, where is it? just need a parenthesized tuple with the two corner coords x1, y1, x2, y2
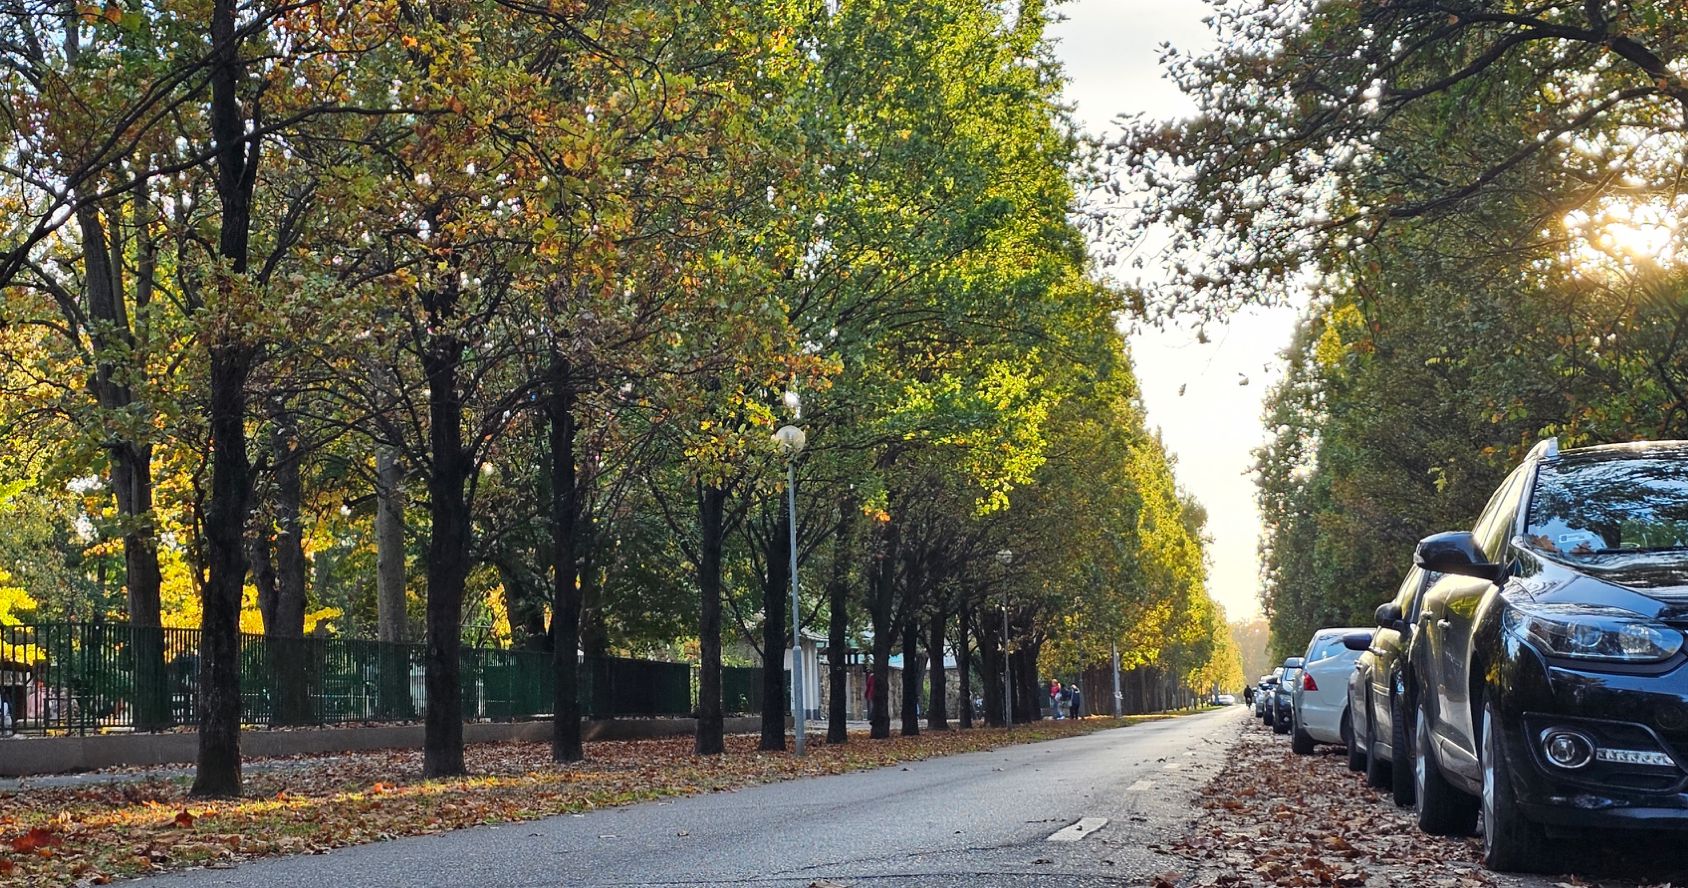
(1562, 198, 1684, 275)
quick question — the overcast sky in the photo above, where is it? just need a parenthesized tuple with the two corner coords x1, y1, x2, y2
(1047, 0, 1299, 621)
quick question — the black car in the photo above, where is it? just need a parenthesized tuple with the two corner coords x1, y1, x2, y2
(1348, 565, 1435, 804)
(1258, 672, 1281, 724)
(1409, 438, 1688, 872)
(1271, 657, 1304, 735)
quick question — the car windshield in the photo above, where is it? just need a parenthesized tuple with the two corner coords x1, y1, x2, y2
(1525, 454, 1688, 560)
(1306, 635, 1345, 661)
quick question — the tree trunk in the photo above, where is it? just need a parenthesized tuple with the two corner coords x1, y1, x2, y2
(956, 604, 972, 729)
(421, 309, 470, 779)
(900, 619, 921, 737)
(825, 507, 854, 745)
(867, 520, 897, 740)
(1013, 645, 1040, 723)
(978, 613, 1004, 727)
(193, 0, 257, 799)
(374, 446, 412, 718)
(73, 201, 167, 731)
(926, 609, 947, 731)
(694, 484, 727, 755)
(759, 502, 790, 752)
(578, 538, 609, 658)
(264, 403, 312, 726)
(548, 354, 584, 763)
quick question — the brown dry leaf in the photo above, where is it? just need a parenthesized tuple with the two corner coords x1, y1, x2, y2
(171, 811, 195, 830)
(9, 828, 63, 854)
(1321, 835, 1353, 852)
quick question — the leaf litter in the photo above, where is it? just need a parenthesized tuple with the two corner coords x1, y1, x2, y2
(1164, 718, 1688, 888)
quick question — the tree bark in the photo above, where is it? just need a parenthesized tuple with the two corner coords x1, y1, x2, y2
(900, 619, 921, 736)
(374, 445, 412, 718)
(759, 501, 790, 752)
(193, 0, 258, 798)
(866, 520, 897, 740)
(978, 613, 1005, 727)
(825, 506, 854, 745)
(548, 353, 584, 763)
(956, 604, 972, 729)
(264, 402, 312, 726)
(73, 203, 167, 730)
(926, 609, 947, 731)
(694, 484, 727, 755)
(421, 299, 470, 778)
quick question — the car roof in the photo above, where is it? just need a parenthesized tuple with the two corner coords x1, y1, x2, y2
(1311, 626, 1371, 637)
(1551, 440, 1688, 465)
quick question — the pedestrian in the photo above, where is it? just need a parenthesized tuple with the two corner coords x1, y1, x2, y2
(0, 693, 11, 736)
(1068, 682, 1082, 720)
(1048, 678, 1062, 719)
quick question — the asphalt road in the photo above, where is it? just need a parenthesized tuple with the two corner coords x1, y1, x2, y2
(138, 707, 1246, 888)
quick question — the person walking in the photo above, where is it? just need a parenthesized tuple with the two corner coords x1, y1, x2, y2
(1068, 682, 1082, 720)
(864, 671, 876, 719)
(1048, 679, 1062, 719)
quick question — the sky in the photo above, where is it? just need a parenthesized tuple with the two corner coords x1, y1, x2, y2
(1046, 0, 1300, 621)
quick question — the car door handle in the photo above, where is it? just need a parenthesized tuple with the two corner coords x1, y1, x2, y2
(1437, 619, 1451, 630)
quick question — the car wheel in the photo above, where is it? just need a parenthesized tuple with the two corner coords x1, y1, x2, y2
(1344, 707, 1364, 772)
(1413, 699, 1478, 835)
(1292, 711, 1315, 755)
(1364, 694, 1390, 788)
(1480, 702, 1555, 873)
(1264, 706, 1274, 727)
(1273, 709, 1290, 734)
(1390, 690, 1415, 807)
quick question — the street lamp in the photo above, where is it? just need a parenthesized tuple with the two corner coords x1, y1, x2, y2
(995, 548, 1013, 728)
(773, 423, 808, 755)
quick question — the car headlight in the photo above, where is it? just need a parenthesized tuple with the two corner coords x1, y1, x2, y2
(1503, 602, 1685, 663)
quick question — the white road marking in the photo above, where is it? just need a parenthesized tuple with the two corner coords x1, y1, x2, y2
(1127, 779, 1154, 791)
(1046, 817, 1109, 842)
(1162, 762, 1182, 770)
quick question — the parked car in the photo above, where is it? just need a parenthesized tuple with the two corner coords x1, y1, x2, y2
(1258, 672, 1281, 724)
(1408, 438, 1688, 872)
(1290, 627, 1371, 754)
(1271, 657, 1304, 734)
(1348, 565, 1436, 802)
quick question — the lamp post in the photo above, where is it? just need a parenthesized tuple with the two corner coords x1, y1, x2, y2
(773, 423, 807, 755)
(1111, 642, 1123, 718)
(995, 548, 1013, 728)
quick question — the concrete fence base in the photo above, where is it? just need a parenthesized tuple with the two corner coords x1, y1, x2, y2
(0, 716, 766, 777)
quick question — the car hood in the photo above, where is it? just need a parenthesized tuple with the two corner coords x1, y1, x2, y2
(1519, 548, 1688, 619)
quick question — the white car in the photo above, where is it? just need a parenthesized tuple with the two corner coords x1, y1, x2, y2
(1290, 627, 1373, 755)
(1215, 694, 1236, 706)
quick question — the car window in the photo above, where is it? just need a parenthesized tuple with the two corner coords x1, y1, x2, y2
(1524, 455, 1688, 559)
(1393, 566, 1421, 614)
(1473, 466, 1528, 561)
(1306, 635, 1345, 662)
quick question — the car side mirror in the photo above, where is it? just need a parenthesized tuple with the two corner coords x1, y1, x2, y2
(1415, 531, 1506, 583)
(1340, 631, 1373, 652)
(1375, 601, 1404, 631)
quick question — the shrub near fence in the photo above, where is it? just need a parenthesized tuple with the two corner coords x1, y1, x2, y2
(0, 621, 755, 737)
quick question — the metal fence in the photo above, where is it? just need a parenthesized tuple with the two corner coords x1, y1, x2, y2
(0, 621, 761, 737)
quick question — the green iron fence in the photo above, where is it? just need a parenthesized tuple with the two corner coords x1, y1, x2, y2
(0, 621, 760, 736)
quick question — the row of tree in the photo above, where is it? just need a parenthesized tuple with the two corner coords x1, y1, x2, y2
(1122, 0, 1688, 657)
(0, 0, 1241, 796)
